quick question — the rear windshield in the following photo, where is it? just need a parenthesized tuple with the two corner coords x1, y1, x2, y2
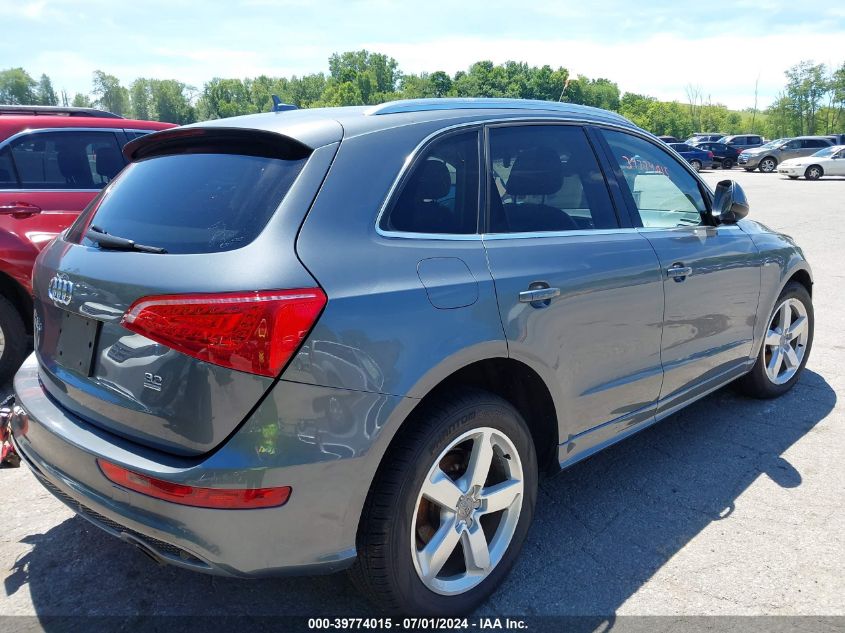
(79, 152, 306, 254)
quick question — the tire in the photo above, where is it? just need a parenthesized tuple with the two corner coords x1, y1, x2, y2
(0, 296, 27, 384)
(350, 388, 538, 615)
(737, 282, 813, 399)
(759, 157, 777, 173)
(788, 176, 799, 180)
(722, 159, 734, 169)
(805, 165, 823, 180)
(690, 159, 702, 172)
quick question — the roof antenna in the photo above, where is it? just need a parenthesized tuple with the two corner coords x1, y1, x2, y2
(271, 95, 297, 112)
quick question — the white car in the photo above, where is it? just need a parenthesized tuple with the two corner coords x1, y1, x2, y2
(778, 144, 845, 179)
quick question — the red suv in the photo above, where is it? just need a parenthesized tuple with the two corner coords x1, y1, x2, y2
(0, 105, 175, 381)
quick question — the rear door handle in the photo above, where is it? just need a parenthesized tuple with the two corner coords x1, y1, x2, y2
(666, 264, 693, 281)
(0, 202, 42, 219)
(519, 287, 560, 304)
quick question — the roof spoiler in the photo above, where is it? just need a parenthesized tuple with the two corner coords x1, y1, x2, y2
(123, 126, 311, 162)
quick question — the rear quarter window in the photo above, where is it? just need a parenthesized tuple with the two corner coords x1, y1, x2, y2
(80, 152, 307, 254)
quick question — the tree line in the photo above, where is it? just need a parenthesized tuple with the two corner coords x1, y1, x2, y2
(1, 51, 843, 140)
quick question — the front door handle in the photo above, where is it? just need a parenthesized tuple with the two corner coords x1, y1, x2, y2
(519, 286, 560, 305)
(0, 202, 42, 219)
(666, 263, 693, 281)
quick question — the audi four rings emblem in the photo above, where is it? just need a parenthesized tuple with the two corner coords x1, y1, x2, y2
(47, 273, 74, 306)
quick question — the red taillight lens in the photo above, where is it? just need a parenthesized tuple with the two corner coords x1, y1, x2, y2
(98, 459, 291, 509)
(121, 289, 326, 377)
(708, 151, 714, 158)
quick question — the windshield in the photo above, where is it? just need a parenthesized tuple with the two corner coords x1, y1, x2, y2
(759, 139, 786, 149)
(811, 146, 838, 157)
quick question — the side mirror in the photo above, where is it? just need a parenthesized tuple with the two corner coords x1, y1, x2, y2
(712, 180, 749, 224)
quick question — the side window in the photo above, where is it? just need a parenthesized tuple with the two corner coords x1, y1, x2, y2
(9, 130, 124, 190)
(808, 139, 828, 148)
(487, 125, 618, 233)
(602, 129, 707, 229)
(784, 140, 801, 150)
(749, 136, 762, 145)
(0, 148, 18, 189)
(380, 130, 479, 234)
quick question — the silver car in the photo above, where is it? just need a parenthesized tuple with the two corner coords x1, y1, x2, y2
(8, 98, 814, 614)
(739, 136, 833, 172)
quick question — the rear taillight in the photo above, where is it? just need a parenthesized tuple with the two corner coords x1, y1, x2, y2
(98, 459, 291, 509)
(707, 151, 714, 158)
(121, 289, 326, 377)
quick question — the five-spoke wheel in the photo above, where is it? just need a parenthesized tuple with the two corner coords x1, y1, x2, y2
(412, 427, 524, 595)
(763, 297, 809, 385)
(350, 389, 537, 614)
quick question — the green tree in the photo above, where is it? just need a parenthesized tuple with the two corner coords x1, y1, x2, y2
(785, 61, 828, 135)
(91, 70, 129, 116)
(196, 78, 256, 119)
(35, 73, 58, 105)
(0, 67, 37, 104)
(328, 50, 400, 104)
(71, 92, 93, 107)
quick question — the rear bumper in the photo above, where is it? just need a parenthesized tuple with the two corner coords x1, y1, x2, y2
(12, 353, 404, 577)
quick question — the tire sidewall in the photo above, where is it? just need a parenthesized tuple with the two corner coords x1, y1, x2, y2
(0, 297, 27, 383)
(386, 399, 538, 615)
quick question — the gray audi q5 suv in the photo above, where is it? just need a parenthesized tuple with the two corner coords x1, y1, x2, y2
(9, 98, 814, 614)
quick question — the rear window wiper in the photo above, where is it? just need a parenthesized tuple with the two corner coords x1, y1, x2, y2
(87, 226, 167, 254)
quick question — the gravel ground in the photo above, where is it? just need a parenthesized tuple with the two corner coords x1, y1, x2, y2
(1, 168, 843, 625)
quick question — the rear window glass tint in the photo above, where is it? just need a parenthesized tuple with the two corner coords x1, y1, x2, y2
(0, 148, 17, 188)
(83, 152, 306, 254)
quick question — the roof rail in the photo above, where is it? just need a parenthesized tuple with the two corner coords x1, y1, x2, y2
(365, 98, 629, 122)
(0, 105, 124, 119)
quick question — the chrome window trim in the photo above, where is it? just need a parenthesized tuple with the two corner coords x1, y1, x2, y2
(0, 188, 101, 194)
(0, 127, 124, 151)
(374, 116, 646, 241)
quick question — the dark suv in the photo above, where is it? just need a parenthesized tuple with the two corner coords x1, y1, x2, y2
(0, 105, 174, 381)
(9, 99, 813, 614)
(720, 134, 764, 151)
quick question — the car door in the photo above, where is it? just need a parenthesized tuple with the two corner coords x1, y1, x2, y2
(0, 128, 125, 242)
(0, 128, 125, 290)
(829, 148, 845, 175)
(597, 128, 761, 414)
(481, 123, 665, 450)
(780, 139, 802, 161)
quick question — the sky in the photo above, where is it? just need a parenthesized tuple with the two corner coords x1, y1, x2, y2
(1, 0, 844, 110)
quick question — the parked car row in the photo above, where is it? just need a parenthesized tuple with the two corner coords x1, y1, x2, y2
(661, 131, 845, 180)
(737, 136, 837, 175)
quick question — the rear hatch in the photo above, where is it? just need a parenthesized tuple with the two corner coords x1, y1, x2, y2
(32, 125, 339, 456)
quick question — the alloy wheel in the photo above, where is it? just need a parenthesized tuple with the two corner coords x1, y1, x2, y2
(764, 297, 809, 385)
(0, 324, 5, 358)
(411, 427, 524, 596)
(760, 158, 776, 173)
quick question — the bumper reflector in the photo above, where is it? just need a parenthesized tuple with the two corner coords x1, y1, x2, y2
(97, 459, 291, 509)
